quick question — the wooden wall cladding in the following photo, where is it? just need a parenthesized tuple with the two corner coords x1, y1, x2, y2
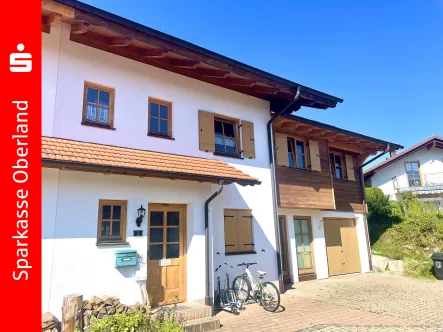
(332, 179, 364, 212)
(276, 139, 335, 210)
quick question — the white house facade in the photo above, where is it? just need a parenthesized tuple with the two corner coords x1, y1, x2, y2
(365, 135, 443, 209)
(41, 0, 346, 320)
(41, 0, 398, 323)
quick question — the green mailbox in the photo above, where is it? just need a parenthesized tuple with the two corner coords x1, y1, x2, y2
(114, 249, 137, 268)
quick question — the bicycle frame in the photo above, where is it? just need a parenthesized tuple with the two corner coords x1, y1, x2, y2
(241, 265, 265, 301)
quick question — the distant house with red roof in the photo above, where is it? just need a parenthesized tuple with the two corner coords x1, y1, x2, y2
(364, 135, 443, 209)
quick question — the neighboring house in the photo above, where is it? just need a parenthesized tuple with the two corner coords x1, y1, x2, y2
(41, 0, 400, 321)
(364, 135, 443, 209)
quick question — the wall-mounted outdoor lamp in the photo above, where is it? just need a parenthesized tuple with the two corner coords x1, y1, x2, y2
(135, 205, 146, 227)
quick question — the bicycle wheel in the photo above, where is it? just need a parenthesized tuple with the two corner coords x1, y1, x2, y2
(260, 281, 280, 312)
(232, 276, 251, 303)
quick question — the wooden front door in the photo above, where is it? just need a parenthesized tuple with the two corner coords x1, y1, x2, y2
(147, 204, 186, 305)
(278, 216, 291, 284)
(324, 218, 361, 276)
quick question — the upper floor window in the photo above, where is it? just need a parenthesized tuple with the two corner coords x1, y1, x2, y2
(405, 161, 421, 187)
(330, 152, 344, 179)
(214, 118, 238, 155)
(287, 137, 306, 168)
(97, 199, 127, 244)
(198, 110, 255, 159)
(82, 82, 115, 129)
(148, 98, 172, 138)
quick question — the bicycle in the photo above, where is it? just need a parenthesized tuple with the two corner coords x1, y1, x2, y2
(232, 262, 280, 312)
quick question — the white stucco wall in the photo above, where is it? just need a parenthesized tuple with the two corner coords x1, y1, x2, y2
(370, 148, 443, 200)
(42, 23, 278, 318)
(278, 209, 369, 282)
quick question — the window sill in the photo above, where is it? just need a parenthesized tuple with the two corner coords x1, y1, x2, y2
(96, 241, 129, 247)
(147, 132, 175, 140)
(225, 251, 256, 256)
(214, 152, 244, 160)
(81, 121, 115, 130)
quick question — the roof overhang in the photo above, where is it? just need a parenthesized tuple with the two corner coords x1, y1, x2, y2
(274, 114, 403, 155)
(42, 136, 261, 186)
(42, 160, 261, 186)
(42, 0, 343, 109)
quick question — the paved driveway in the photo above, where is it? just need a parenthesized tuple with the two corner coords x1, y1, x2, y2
(217, 272, 443, 332)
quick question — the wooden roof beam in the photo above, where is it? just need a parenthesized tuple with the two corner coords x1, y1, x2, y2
(42, 0, 75, 18)
(169, 58, 200, 69)
(42, 13, 62, 25)
(308, 129, 326, 136)
(254, 85, 279, 95)
(140, 48, 168, 58)
(195, 68, 229, 78)
(224, 77, 256, 87)
(108, 37, 132, 47)
(71, 22, 90, 35)
(318, 132, 338, 139)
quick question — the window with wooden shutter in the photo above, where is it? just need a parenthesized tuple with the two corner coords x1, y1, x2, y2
(330, 152, 345, 179)
(241, 120, 255, 159)
(198, 110, 215, 152)
(275, 133, 289, 166)
(309, 140, 322, 172)
(345, 154, 356, 181)
(224, 209, 254, 255)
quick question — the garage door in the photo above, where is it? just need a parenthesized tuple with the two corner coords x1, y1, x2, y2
(324, 218, 361, 276)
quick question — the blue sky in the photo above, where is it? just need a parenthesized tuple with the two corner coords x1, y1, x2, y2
(83, 0, 442, 161)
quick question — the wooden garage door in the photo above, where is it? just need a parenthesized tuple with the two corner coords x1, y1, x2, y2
(324, 218, 361, 276)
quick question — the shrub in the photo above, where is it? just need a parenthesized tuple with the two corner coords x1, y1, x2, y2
(86, 311, 151, 332)
(79, 307, 184, 332)
(369, 192, 443, 278)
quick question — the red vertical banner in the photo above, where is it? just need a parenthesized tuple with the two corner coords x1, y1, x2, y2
(1, 0, 42, 330)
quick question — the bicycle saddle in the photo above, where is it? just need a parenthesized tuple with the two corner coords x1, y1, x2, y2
(257, 270, 267, 276)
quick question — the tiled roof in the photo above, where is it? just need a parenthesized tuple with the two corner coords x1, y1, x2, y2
(364, 134, 443, 174)
(42, 136, 260, 185)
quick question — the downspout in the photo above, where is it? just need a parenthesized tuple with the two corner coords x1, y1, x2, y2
(357, 144, 391, 271)
(205, 180, 224, 310)
(267, 87, 302, 293)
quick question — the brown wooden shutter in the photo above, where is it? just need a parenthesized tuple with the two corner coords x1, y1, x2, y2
(198, 110, 215, 152)
(237, 210, 254, 252)
(241, 120, 255, 159)
(309, 140, 321, 172)
(345, 154, 356, 181)
(224, 210, 238, 253)
(275, 133, 289, 166)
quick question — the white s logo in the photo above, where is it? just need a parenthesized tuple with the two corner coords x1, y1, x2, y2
(10, 44, 32, 73)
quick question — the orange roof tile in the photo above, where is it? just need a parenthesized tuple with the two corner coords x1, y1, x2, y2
(42, 136, 260, 186)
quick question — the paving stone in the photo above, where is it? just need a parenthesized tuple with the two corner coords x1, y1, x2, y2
(217, 273, 443, 331)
